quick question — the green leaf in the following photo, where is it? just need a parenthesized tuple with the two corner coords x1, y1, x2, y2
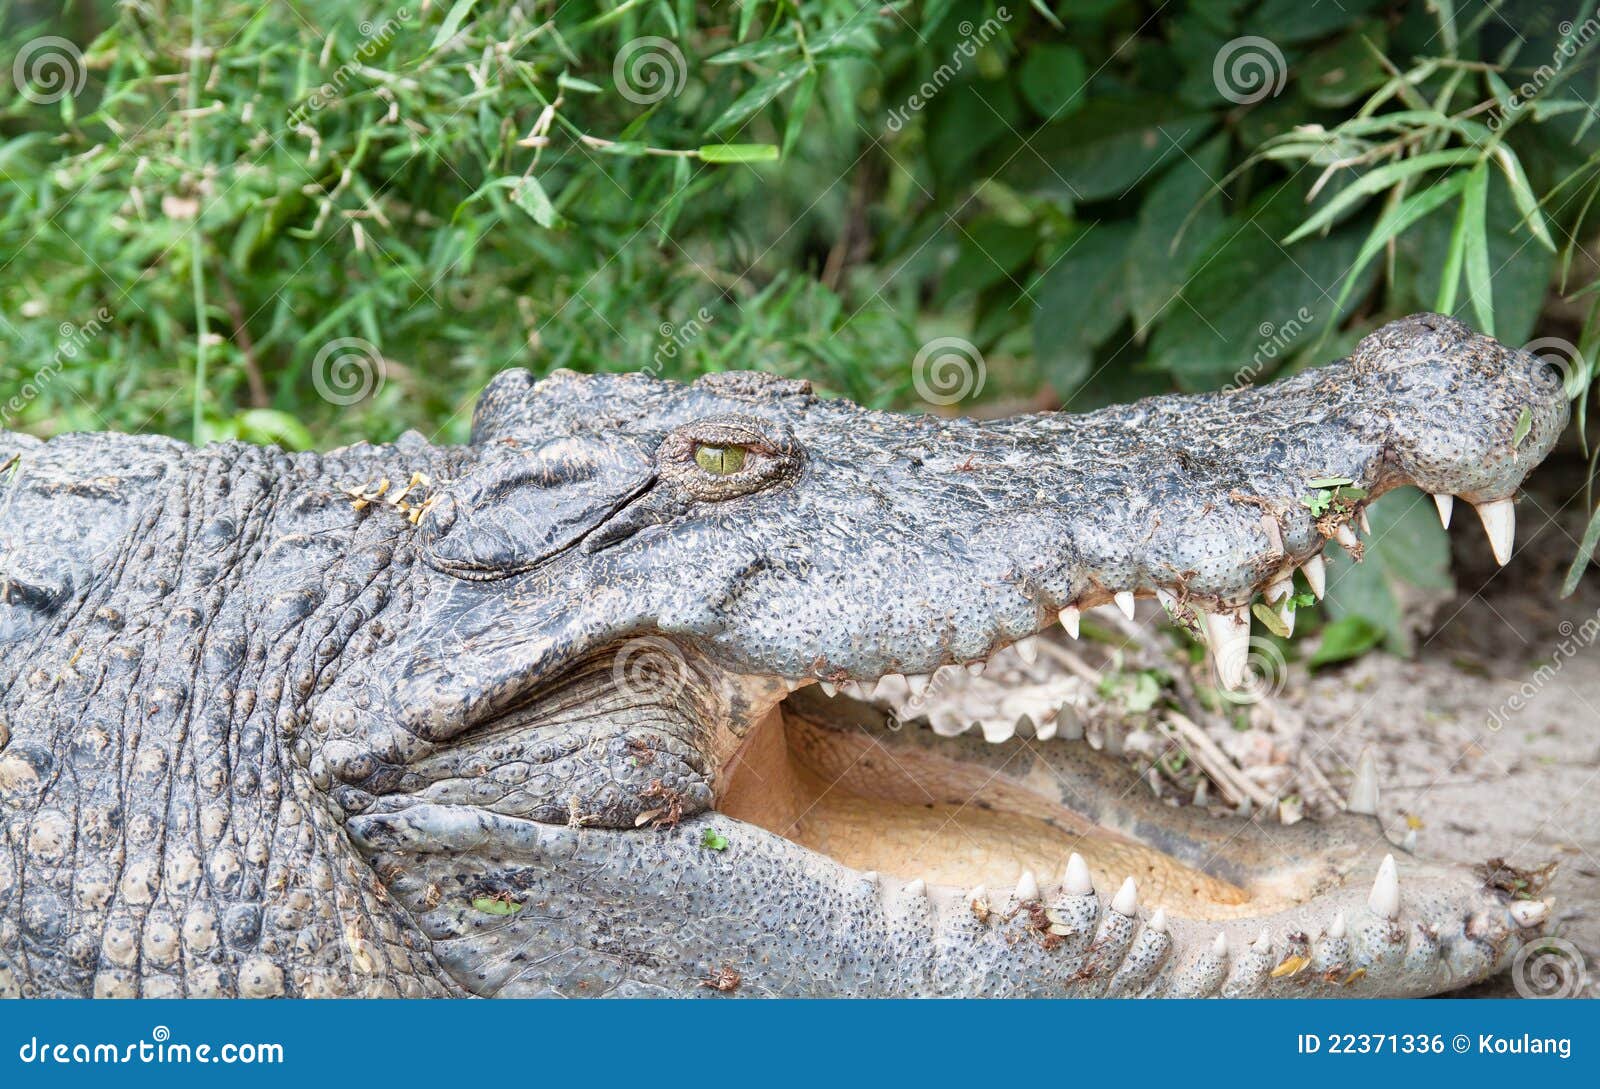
(1513, 406, 1533, 448)
(471, 895, 522, 916)
(1032, 221, 1136, 395)
(700, 828, 730, 851)
(1010, 99, 1214, 203)
(1252, 601, 1291, 639)
(1283, 149, 1483, 245)
(1127, 135, 1229, 332)
(1461, 165, 1494, 335)
(1492, 146, 1556, 252)
(708, 64, 808, 134)
(1561, 500, 1600, 597)
(1320, 487, 1455, 655)
(1308, 615, 1384, 668)
(1328, 171, 1469, 320)
(510, 177, 557, 227)
(1306, 476, 1355, 488)
(430, 0, 482, 50)
(698, 143, 780, 163)
(939, 219, 1038, 304)
(1019, 45, 1086, 119)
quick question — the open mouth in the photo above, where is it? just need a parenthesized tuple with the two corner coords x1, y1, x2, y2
(719, 630, 1315, 922)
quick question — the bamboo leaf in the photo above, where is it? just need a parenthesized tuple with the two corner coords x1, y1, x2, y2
(1492, 146, 1556, 251)
(698, 143, 780, 163)
(1283, 149, 1482, 245)
(1462, 164, 1494, 335)
(430, 0, 482, 50)
(1561, 501, 1600, 597)
(1330, 171, 1469, 317)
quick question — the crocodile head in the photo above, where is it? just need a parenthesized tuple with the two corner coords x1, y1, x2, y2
(333, 313, 1566, 997)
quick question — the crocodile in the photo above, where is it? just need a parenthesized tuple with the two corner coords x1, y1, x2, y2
(0, 313, 1569, 998)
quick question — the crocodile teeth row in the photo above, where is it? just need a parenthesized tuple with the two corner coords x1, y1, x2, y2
(816, 495, 1516, 699)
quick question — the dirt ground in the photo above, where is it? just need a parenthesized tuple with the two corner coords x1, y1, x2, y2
(1296, 460, 1599, 997)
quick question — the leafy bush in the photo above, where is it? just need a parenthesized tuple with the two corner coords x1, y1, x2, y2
(1, 0, 1597, 602)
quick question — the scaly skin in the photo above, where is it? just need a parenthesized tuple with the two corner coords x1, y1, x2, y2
(0, 314, 1568, 997)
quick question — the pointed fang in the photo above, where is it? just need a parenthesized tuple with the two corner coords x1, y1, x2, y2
(1111, 876, 1138, 917)
(1060, 606, 1081, 639)
(1474, 498, 1515, 566)
(1063, 852, 1093, 896)
(1303, 553, 1326, 599)
(1114, 590, 1136, 620)
(1368, 854, 1400, 920)
(1347, 748, 1379, 816)
(1433, 492, 1454, 529)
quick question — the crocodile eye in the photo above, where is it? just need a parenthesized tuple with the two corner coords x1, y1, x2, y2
(694, 444, 746, 476)
(659, 413, 802, 501)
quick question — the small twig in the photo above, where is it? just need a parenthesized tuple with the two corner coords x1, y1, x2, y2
(1159, 711, 1279, 811)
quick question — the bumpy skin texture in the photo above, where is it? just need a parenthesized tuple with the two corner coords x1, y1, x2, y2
(0, 314, 1569, 997)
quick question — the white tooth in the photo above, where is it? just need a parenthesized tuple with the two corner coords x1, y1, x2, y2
(1334, 524, 1360, 553)
(1202, 606, 1251, 689)
(1433, 492, 1454, 528)
(1155, 587, 1178, 612)
(1114, 590, 1136, 619)
(905, 878, 927, 897)
(905, 673, 931, 698)
(1193, 779, 1209, 807)
(1264, 576, 1293, 603)
(1015, 636, 1039, 665)
(1063, 852, 1093, 896)
(1015, 870, 1039, 902)
(980, 718, 1015, 744)
(1147, 907, 1168, 934)
(1474, 498, 1515, 565)
(1359, 508, 1371, 535)
(930, 713, 969, 737)
(861, 871, 879, 885)
(819, 681, 838, 698)
(1276, 599, 1295, 637)
(1059, 606, 1080, 639)
(966, 660, 986, 676)
(1111, 876, 1138, 916)
(1368, 854, 1400, 919)
(1509, 900, 1550, 927)
(1347, 748, 1379, 816)
(969, 885, 988, 910)
(1212, 931, 1228, 957)
(1254, 927, 1270, 951)
(1328, 910, 1346, 939)
(872, 674, 903, 700)
(1401, 827, 1417, 852)
(1303, 553, 1326, 599)
(1034, 718, 1057, 741)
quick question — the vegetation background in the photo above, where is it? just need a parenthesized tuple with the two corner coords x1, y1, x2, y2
(2, 0, 1598, 658)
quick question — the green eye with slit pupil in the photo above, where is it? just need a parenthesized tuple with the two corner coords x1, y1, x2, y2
(694, 444, 746, 475)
